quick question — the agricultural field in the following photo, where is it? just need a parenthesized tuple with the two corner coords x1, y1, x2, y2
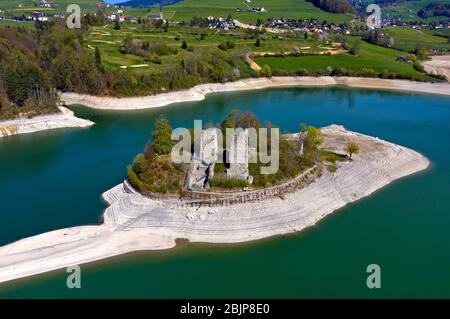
(0, 0, 100, 15)
(385, 26, 450, 53)
(255, 39, 436, 81)
(163, 0, 354, 24)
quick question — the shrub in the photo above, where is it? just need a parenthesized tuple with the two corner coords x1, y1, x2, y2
(210, 177, 249, 188)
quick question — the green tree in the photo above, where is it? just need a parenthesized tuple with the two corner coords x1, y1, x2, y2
(94, 47, 102, 69)
(262, 64, 272, 77)
(304, 125, 324, 148)
(5, 55, 49, 107)
(350, 39, 360, 56)
(415, 44, 429, 60)
(181, 40, 188, 49)
(255, 38, 261, 47)
(152, 116, 173, 155)
(221, 109, 238, 130)
(114, 20, 121, 30)
(344, 142, 360, 160)
(120, 33, 133, 54)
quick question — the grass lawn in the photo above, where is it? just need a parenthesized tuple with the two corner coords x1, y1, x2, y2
(255, 39, 436, 81)
(386, 26, 450, 53)
(363, 0, 450, 22)
(164, 0, 354, 24)
(85, 23, 321, 71)
(0, 20, 34, 28)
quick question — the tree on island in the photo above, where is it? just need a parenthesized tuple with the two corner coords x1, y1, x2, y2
(302, 125, 324, 149)
(151, 116, 173, 155)
(345, 142, 360, 160)
(221, 109, 238, 130)
(221, 109, 260, 130)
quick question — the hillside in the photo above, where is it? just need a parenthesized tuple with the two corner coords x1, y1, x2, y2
(117, 0, 181, 8)
(358, 0, 450, 22)
(0, 0, 100, 14)
(418, 2, 450, 19)
(163, 0, 355, 24)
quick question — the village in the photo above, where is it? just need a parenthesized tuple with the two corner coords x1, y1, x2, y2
(1, 0, 449, 35)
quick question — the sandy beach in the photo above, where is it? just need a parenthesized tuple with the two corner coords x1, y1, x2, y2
(60, 76, 450, 111)
(0, 106, 94, 138)
(0, 125, 429, 284)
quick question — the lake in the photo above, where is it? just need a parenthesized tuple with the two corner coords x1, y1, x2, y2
(0, 87, 449, 298)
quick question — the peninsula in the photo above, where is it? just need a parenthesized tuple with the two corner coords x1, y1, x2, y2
(0, 106, 93, 138)
(0, 124, 429, 284)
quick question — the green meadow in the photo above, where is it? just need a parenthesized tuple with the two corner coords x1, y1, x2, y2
(386, 26, 450, 53)
(255, 39, 436, 81)
(164, 0, 354, 24)
(368, 0, 450, 22)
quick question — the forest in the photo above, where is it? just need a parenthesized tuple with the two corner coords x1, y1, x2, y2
(0, 18, 250, 120)
(307, 0, 356, 14)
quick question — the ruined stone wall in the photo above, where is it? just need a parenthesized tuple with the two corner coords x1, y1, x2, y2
(127, 165, 321, 207)
(181, 165, 321, 207)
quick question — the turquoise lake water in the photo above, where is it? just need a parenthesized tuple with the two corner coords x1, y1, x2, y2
(0, 87, 449, 298)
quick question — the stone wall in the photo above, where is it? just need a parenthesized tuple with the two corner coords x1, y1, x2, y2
(181, 165, 321, 207)
(126, 165, 321, 207)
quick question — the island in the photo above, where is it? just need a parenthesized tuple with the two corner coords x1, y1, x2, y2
(0, 112, 429, 284)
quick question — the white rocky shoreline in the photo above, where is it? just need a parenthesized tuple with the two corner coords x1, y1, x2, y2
(0, 125, 430, 284)
(60, 76, 450, 111)
(2, 77, 449, 138)
(0, 106, 94, 138)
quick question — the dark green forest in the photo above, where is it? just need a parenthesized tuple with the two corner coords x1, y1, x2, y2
(307, 0, 356, 14)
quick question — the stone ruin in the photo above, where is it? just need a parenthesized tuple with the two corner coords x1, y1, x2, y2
(184, 128, 253, 191)
(226, 128, 253, 184)
(184, 128, 220, 191)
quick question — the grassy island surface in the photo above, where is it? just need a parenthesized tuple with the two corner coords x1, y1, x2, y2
(127, 111, 350, 194)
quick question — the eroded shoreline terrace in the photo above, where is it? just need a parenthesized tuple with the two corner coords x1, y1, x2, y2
(0, 125, 429, 284)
